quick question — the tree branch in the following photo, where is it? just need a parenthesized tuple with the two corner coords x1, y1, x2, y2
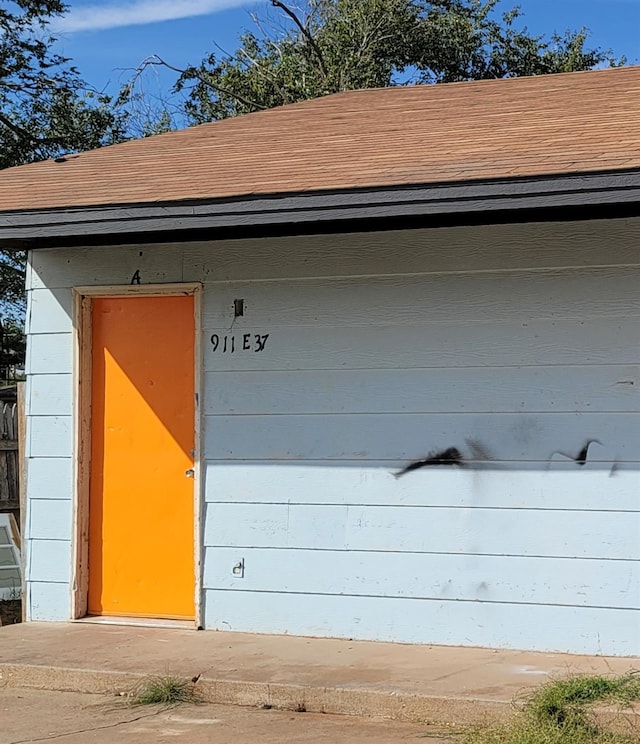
(0, 111, 64, 147)
(237, 47, 291, 103)
(128, 56, 268, 112)
(270, 0, 328, 77)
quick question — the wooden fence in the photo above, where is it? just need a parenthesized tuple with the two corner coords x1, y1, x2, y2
(0, 384, 24, 620)
(0, 383, 24, 516)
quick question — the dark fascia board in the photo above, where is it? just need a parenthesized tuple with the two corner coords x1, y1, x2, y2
(2, 168, 640, 248)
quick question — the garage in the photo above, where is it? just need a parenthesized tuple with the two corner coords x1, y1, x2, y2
(1, 65, 639, 654)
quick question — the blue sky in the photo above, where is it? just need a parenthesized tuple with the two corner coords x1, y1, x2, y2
(51, 0, 640, 97)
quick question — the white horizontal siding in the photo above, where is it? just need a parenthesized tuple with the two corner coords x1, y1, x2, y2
(28, 540, 71, 583)
(203, 503, 640, 560)
(203, 547, 639, 609)
(25, 333, 73, 375)
(27, 582, 69, 621)
(203, 463, 640, 509)
(30, 221, 640, 291)
(197, 239, 640, 652)
(27, 458, 73, 500)
(183, 219, 640, 282)
(202, 590, 640, 655)
(27, 374, 73, 417)
(29, 244, 183, 290)
(27, 416, 72, 459)
(23, 221, 640, 653)
(29, 500, 72, 541)
(27, 288, 73, 335)
(202, 268, 640, 329)
(204, 412, 638, 462)
(206, 365, 640, 414)
(206, 503, 350, 551)
(25, 252, 34, 291)
(202, 320, 640, 372)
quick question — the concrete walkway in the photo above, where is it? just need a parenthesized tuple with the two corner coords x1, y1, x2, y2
(1, 623, 639, 724)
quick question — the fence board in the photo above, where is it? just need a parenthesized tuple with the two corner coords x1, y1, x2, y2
(0, 399, 19, 511)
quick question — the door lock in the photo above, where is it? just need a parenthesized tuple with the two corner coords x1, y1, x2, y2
(185, 469, 195, 478)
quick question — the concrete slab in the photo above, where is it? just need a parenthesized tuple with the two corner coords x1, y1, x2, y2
(0, 689, 452, 744)
(0, 623, 638, 724)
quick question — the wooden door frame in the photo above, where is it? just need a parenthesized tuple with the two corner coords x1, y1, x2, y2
(71, 283, 203, 627)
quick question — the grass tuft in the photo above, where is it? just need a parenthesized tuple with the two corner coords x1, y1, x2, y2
(525, 674, 640, 730)
(130, 675, 200, 706)
(461, 673, 640, 744)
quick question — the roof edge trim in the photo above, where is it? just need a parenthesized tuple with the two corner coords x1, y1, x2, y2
(2, 169, 640, 245)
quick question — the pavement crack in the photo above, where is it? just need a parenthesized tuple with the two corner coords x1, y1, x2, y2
(8, 705, 170, 744)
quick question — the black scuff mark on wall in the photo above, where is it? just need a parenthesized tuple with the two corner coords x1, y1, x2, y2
(394, 447, 464, 478)
(550, 439, 602, 466)
(465, 438, 495, 464)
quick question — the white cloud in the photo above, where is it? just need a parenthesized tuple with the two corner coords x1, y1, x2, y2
(52, 0, 252, 34)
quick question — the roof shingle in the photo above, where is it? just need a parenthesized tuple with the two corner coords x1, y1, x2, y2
(1, 65, 640, 213)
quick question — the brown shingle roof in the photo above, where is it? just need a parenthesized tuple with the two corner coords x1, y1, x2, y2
(2, 65, 640, 213)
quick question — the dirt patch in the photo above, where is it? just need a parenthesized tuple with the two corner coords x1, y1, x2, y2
(0, 598, 21, 626)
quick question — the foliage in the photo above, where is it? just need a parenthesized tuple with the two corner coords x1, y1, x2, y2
(411, 0, 614, 84)
(461, 674, 640, 744)
(0, 318, 26, 380)
(170, 0, 619, 123)
(0, 0, 126, 168)
(130, 675, 201, 706)
(0, 252, 27, 322)
(0, 1, 128, 349)
(0, 249, 27, 372)
(524, 674, 640, 731)
(0, 597, 22, 625)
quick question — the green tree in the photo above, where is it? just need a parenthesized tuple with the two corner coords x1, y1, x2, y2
(0, 1, 127, 364)
(1, 0, 125, 167)
(171, 0, 618, 123)
(0, 319, 26, 381)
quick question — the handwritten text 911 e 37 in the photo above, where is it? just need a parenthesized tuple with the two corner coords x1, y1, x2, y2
(210, 333, 270, 353)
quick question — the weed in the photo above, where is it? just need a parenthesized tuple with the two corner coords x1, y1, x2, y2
(525, 674, 640, 729)
(461, 673, 640, 744)
(0, 596, 21, 626)
(129, 675, 201, 706)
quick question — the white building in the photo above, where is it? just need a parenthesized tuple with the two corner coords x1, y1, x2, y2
(1, 66, 639, 655)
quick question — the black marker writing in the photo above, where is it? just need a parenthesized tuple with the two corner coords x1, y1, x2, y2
(211, 333, 270, 354)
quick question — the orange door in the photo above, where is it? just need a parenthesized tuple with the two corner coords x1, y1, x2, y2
(88, 295, 195, 620)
